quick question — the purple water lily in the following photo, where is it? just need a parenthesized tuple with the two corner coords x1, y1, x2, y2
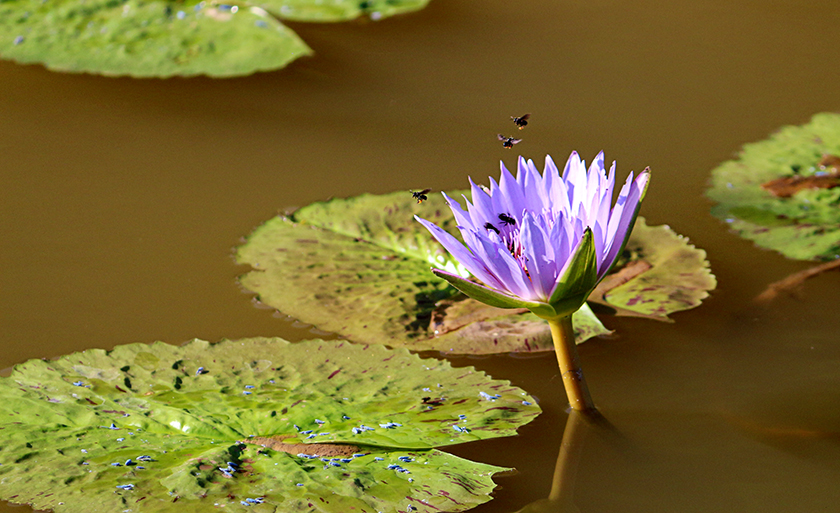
(416, 151, 650, 411)
(416, 151, 649, 316)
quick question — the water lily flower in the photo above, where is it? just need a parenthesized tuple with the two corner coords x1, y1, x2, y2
(415, 151, 650, 410)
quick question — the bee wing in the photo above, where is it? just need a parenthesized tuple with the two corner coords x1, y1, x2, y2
(520, 113, 530, 121)
(420, 188, 432, 194)
(511, 138, 522, 144)
(497, 134, 507, 141)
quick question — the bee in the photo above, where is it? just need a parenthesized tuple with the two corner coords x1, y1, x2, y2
(511, 113, 530, 129)
(498, 213, 516, 226)
(484, 222, 500, 235)
(410, 188, 432, 203)
(497, 134, 522, 149)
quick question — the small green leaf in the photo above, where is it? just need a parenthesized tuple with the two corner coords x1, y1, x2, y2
(588, 217, 716, 321)
(0, 0, 429, 77)
(0, 337, 538, 512)
(706, 112, 840, 261)
(236, 190, 611, 354)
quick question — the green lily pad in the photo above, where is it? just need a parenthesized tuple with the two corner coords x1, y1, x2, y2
(706, 112, 840, 260)
(0, 0, 429, 77)
(0, 337, 538, 512)
(236, 191, 714, 353)
(587, 217, 717, 321)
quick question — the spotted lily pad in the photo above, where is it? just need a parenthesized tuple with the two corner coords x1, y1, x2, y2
(587, 217, 716, 321)
(0, 0, 429, 77)
(0, 337, 538, 512)
(707, 112, 840, 261)
(236, 191, 714, 353)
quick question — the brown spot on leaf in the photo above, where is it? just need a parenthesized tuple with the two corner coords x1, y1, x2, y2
(761, 154, 840, 198)
(819, 154, 840, 170)
(761, 174, 840, 197)
(242, 435, 360, 458)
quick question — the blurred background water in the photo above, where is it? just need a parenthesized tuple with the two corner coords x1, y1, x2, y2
(2, 1, 840, 511)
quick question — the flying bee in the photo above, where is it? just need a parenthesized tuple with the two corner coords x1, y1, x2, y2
(410, 189, 432, 203)
(511, 113, 530, 129)
(484, 222, 500, 235)
(498, 213, 516, 226)
(497, 134, 522, 149)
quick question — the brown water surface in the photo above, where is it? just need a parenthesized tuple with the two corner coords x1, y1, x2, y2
(3, 1, 840, 512)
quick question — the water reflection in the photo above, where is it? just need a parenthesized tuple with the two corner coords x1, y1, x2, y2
(514, 411, 620, 513)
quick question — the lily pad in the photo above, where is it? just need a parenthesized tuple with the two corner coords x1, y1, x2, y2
(0, 0, 429, 77)
(707, 112, 840, 260)
(236, 190, 714, 353)
(587, 217, 717, 321)
(0, 337, 538, 512)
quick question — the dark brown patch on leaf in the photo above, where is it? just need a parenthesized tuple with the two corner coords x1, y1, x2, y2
(242, 435, 359, 458)
(761, 154, 840, 198)
(761, 174, 840, 198)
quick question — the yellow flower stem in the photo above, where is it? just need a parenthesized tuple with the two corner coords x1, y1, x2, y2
(547, 315, 597, 411)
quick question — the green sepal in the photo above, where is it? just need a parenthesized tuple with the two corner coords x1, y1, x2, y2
(544, 228, 599, 318)
(535, 292, 592, 321)
(431, 269, 546, 310)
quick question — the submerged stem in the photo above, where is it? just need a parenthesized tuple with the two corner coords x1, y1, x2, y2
(547, 316, 596, 411)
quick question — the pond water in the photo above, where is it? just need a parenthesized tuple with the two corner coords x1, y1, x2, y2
(2, 1, 840, 511)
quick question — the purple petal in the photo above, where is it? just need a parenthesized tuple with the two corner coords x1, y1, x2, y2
(593, 166, 613, 234)
(585, 152, 605, 210)
(543, 155, 563, 205)
(498, 161, 526, 219)
(562, 151, 580, 181)
(487, 173, 507, 220)
(470, 233, 528, 291)
(414, 215, 482, 272)
(492, 246, 534, 299)
(519, 157, 544, 213)
(600, 170, 649, 278)
(467, 177, 496, 227)
(566, 154, 589, 216)
(441, 192, 475, 234)
(591, 220, 607, 264)
(519, 213, 555, 299)
(456, 230, 510, 289)
(606, 160, 616, 188)
(548, 211, 573, 265)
